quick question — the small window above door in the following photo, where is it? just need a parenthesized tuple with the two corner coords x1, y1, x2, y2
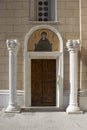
(37, 0, 49, 21)
(37, 0, 57, 21)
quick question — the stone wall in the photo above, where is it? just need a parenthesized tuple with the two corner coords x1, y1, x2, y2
(80, 0, 87, 91)
(57, 0, 80, 90)
(0, 0, 80, 90)
(0, 0, 30, 90)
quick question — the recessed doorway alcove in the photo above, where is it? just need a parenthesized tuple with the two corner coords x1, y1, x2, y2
(24, 25, 64, 110)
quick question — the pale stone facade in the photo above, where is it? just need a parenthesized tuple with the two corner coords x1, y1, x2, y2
(0, 0, 87, 112)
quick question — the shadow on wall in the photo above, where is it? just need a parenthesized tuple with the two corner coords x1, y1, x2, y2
(64, 48, 70, 91)
(80, 47, 87, 66)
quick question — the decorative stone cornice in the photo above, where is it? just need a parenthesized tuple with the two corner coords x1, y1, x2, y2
(66, 39, 80, 52)
(6, 39, 18, 51)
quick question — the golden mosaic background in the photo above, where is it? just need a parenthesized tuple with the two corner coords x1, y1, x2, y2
(27, 29, 60, 51)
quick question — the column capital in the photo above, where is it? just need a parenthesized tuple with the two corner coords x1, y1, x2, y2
(6, 39, 19, 51)
(66, 39, 80, 52)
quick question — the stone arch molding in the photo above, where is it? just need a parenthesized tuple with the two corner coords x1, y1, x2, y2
(24, 25, 64, 109)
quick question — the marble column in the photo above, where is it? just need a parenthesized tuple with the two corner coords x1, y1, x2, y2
(66, 40, 82, 114)
(5, 39, 20, 113)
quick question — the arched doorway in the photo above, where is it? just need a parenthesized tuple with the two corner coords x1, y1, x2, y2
(24, 25, 64, 109)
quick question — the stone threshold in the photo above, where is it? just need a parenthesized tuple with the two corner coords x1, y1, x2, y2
(21, 107, 65, 112)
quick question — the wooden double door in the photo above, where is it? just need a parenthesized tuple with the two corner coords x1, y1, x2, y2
(31, 59, 56, 106)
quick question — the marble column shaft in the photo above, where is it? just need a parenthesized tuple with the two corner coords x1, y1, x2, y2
(66, 39, 82, 114)
(5, 39, 20, 113)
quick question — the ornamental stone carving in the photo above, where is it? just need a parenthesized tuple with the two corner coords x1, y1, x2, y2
(66, 39, 80, 51)
(6, 39, 18, 51)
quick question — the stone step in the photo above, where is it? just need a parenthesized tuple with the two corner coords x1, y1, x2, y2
(21, 107, 65, 112)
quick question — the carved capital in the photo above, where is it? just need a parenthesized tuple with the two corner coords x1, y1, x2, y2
(66, 39, 80, 52)
(6, 39, 19, 51)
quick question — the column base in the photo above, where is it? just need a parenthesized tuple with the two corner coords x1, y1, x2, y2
(66, 105, 83, 114)
(5, 104, 20, 113)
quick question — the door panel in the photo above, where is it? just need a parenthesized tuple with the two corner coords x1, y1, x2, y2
(31, 60, 42, 81)
(31, 59, 56, 106)
(43, 82, 56, 106)
(31, 60, 43, 106)
(43, 60, 56, 106)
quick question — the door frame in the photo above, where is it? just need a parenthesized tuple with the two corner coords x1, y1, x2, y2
(24, 25, 64, 110)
